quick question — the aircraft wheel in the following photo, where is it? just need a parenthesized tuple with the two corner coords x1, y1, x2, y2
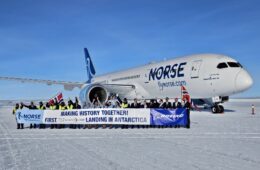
(211, 106, 218, 113)
(219, 105, 224, 113)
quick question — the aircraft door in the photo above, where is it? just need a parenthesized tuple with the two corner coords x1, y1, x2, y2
(190, 60, 202, 79)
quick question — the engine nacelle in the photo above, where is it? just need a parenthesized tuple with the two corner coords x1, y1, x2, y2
(79, 84, 108, 106)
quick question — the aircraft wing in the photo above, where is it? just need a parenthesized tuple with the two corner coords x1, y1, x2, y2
(0, 76, 86, 91)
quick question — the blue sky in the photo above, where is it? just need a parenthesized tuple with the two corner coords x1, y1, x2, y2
(0, 0, 259, 100)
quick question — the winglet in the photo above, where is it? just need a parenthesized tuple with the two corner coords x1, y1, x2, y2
(84, 48, 96, 83)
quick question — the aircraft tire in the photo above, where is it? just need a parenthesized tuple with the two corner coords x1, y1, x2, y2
(219, 105, 224, 113)
(212, 105, 224, 113)
(211, 106, 218, 113)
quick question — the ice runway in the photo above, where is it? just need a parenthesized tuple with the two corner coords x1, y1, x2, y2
(0, 99, 260, 170)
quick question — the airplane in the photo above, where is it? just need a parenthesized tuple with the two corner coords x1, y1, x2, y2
(0, 48, 253, 113)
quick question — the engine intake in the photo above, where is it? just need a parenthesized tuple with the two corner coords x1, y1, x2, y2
(80, 84, 108, 105)
(88, 86, 108, 103)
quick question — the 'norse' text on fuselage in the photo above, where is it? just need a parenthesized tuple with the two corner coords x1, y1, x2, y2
(149, 62, 187, 81)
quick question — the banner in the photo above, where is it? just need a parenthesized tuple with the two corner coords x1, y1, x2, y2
(16, 109, 44, 124)
(16, 108, 188, 126)
(42, 108, 150, 125)
(150, 109, 187, 126)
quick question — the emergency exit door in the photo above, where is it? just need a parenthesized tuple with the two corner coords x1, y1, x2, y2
(190, 60, 202, 79)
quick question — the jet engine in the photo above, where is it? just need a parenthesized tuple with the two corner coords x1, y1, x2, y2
(79, 83, 136, 108)
(79, 84, 108, 105)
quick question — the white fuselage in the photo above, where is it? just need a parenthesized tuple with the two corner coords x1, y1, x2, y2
(88, 54, 253, 100)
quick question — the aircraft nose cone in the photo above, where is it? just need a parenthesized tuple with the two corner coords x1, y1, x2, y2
(235, 70, 253, 92)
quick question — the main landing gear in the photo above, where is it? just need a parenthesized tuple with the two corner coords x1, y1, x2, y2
(211, 104, 224, 113)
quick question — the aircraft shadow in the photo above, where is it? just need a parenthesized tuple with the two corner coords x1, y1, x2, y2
(224, 109, 236, 112)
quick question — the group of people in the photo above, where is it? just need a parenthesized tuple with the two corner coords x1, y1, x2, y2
(12, 97, 81, 129)
(89, 94, 191, 128)
(13, 95, 191, 129)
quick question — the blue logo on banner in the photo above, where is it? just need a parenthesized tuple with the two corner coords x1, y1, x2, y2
(16, 110, 44, 124)
(150, 109, 187, 126)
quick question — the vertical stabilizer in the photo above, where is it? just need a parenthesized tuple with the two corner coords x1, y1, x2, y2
(84, 48, 96, 83)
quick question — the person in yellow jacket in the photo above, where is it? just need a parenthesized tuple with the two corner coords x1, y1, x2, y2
(37, 101, 46, 110)
(59, 101, 67, 128)
(12, 103, 19, 115)
(120, 98, 129, 129)
(121, 98, 129, 108)
(59, 101, 67, 110)
(49, 103, 56, 110)
(38, 102, 46, 129)
(67, 100, 74, 110)
(67, 100, 75, 128)
(49, 102, 57, 129)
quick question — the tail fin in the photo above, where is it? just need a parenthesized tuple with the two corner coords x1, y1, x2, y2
(84, 48, 96, 83)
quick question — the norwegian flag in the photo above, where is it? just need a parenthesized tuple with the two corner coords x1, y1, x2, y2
(48, 92, 63, 105)
(181, 86, 201, 111)
(181, 85, 191, 102)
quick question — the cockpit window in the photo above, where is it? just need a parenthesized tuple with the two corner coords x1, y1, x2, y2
(237, 62, 243, 68)
(228, 62, 240, 68)
(217, 63, 228, 69)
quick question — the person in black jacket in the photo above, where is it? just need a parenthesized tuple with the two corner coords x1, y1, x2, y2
(141, 100, 150, 108)
(154, 99, 160, 108)
(74, 97, 81, 109)
(129, 98, 140, 128)
(158, 99, 164, 108)
(21, 101, 38, 129)
(130, 98, 140, 108)
(150, 99, 159, 108)
(54, 98, 59, 110)
(183, 97, 191, 129)
(162, 97, 172, 109)
(172, 98, 182, 109)
(74, 98, 84, 129)
(149, 99, 155, 108)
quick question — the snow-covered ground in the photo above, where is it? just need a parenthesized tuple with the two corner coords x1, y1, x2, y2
(0, 100, 259, 170)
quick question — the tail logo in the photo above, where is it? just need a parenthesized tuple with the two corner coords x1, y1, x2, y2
(84, 48, 96, 83)
(86, 58, 95, 77)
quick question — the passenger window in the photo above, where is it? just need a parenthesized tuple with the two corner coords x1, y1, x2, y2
(217, 63, 228, 69)
(228, 62, 240, 68)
